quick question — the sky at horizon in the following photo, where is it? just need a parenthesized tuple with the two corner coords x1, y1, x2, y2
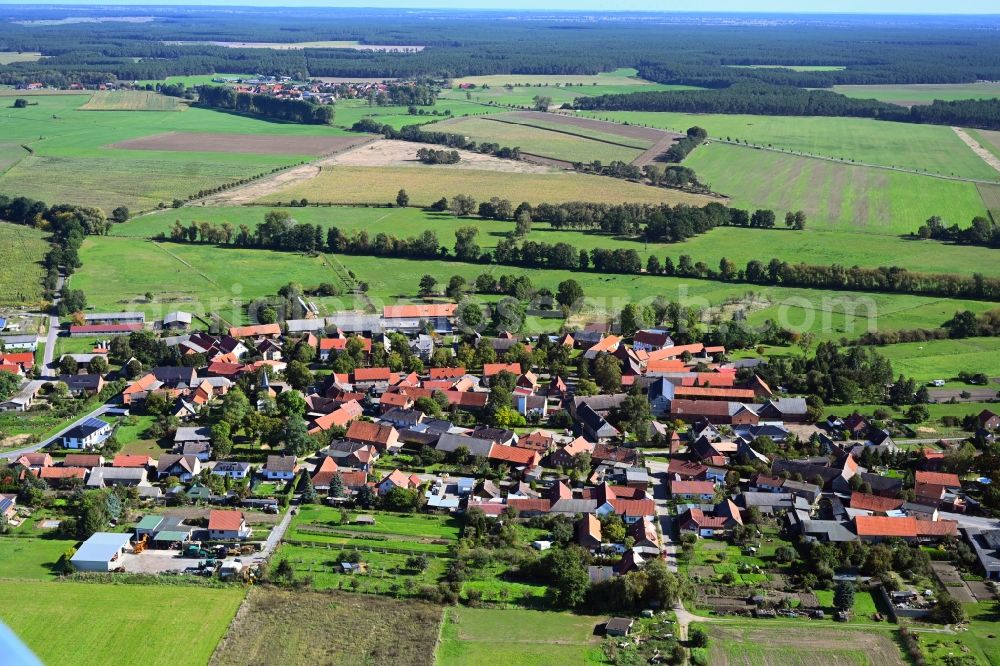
(3, 1, 1000, 14)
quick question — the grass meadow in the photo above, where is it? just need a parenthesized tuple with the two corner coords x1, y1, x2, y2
(211, 587, 441, 666)
(0, 51, 43, 64)
(833, 83, 1000, 106)
(258, 165, 714, 207)
(332, 97, 498, 130)
(874, 337, 1000, 382)
(434, 116, 644, 162)
(441, 82, 700, 110)
(436, 606, 606, 666)
(684, 142, 990, 233)
(0, 93, 353, 213)
(78, 91, 188, 111)
(0, 222, 48, 306)
(451, 67, 655, 88)
(0, 581, 243, 666)
(0, 537, 77, 579)
(577, 110, 999, 180)
(701, 622, 906, 666)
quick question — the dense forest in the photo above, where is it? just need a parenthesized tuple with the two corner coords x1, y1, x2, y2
(2, 8, 1000, 86)
(195, 85, 333, 124)
(573, 82, 1000, 130)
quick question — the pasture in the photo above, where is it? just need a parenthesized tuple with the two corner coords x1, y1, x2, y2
(684, 142, 991, 233)
(436, 606, 606, 666)
(0, 222, 48, 306)
(0, 93, 352, 213)
(834, 82, 1000, 106)
(452, 67, 655, 88)
(121, 205, 1000, 281)
(111, 132, 368, 156)
(442, 82, 700, 110)
(211, 588, 440, 666)
(702, 622, 905, 666)
(0, 51, 43, 64)
(78, 91, 186, 112)
(434, 115, 644, 163)
(333, 98, 497, 130)
(577, 110, 1000, 180)
(0, 581, 243, 666)
(874, 337, 1000, 383)
(978, 183, 1000, 221)
(0, 537, 77, 579)
(258, 165, 710, 207)
(969, 129, 1000, 161)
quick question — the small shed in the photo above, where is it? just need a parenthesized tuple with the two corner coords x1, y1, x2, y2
(354, 515, 376, 526)
(605, 617, 634, 637)
(531, 540, 552, 551)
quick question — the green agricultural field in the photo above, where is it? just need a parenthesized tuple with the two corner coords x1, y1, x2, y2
(333, 98, 497, 130)
(434, 116, 643, 162)
(275, 542, 449, 594)
(134, 73, 254, 87)
(874, 337, 1000, 382)
(729, 64, 846, 71)
(259, 165, 709, 207)
(452, 67, 655, 88)
(78, 91, 187, 112)
(0, 51, 43, 64)
(436, 606, 606, 666)
(918, 602, 1000, 666)
(0, 581, 243, 666)
(0, 94, 352, 213)
(968, 129, 1000, 161)
(441, 81, 700, 110)
(702, 622, 906, 665)
(684, 142, 990, 233)
(494, 114, 655, 149)
(577, 110, 999, 180)
(211, 588, 441, 666)
(287, 506, 460, 554)
(0, 222, 48, 306)
(978, 183, 1000, 222)
(0, 537, 78, 579)
(834, 83, 1000, 106)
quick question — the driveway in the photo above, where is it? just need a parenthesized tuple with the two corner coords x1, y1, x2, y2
(40, 276, 63, 378)
(261, 504, 295, 558)
(647, 459, 678, 571)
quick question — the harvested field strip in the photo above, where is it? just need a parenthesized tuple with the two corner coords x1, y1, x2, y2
(500, 110, 667, 146)
(977, 183, 1000, 222)
(703, 622, 906, 666)
(211, 588, 440, 666)
(0, 221, 48, 305)
(954, 127, 1000, 177)
(257, 165, 718, 207)
(487, 116, 648, 150)
(0, 143, 29, 173)
(111, 131, 368, 156)
(78, 91, 186, 112)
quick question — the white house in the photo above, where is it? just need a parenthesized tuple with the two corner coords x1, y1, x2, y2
(212, 461, 251, 480)
(61, 417, 113, 449)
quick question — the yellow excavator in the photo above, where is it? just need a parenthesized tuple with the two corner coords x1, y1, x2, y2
(133, 534, 149, 554)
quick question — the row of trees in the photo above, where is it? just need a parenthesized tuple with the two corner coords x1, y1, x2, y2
(916, 214, 1000, 248)
(570, 161, 706, 192)
(415, 147, 460, 164)
(662, 125, 707, 163)
(195, 85, 334, 124)
(351, 119, 521, 159)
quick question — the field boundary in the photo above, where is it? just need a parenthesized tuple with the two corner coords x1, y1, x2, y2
(483, 116, 652, 151)
(954, 126, 1000, 177)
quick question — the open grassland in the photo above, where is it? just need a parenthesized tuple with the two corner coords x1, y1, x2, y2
(0, 51, 43, 64)
(333, 98, 497, 130)
(453, 67, 654, 88)
(969, 129, 1000, 161)
(211, 587, 440, 666)
(0, 537, 78, 579)
(0, 222, 48, 306)
(0, 581, 243, 666)
(730, 64, 846, 71)
(0, 94, 351, 212)
(135, 73, 254, 87)
(435, 115, 644, 162)
(123, 205, 1000, 280)
(258, 165, 711, 206)
(702, 622, 905, 665)
(0, 143, 29, 173)
(436, 606, 606, 666)
(578, 111, 999, 180)
(77, 222, 1000, 339)
(286, 505, 461, 554)
(684, 142, 990, 233)
(78, 91, 186, 111)
(834, 82, 1000, 106)
(978, 183, 1000, 222)
(874, 337, 1000, 382)
(442, 82, 700, 110)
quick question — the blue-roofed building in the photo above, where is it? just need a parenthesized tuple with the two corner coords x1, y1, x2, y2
(71, 532, 132, 571)
(62, 417, 113, 449)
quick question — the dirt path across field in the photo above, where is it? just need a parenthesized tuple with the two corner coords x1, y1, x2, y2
(953, 127, 1000, 176)
(631, 133, 681, 167)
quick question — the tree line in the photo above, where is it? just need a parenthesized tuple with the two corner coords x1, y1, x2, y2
(916, 215, 1000, 248)
(195, 85, 334, 125)
(572, 81, 1000, 131)
(352, 119, 521, 159)
(416, 147, 460, 164)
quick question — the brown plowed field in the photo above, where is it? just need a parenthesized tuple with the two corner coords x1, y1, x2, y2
(111, 132, 370, 156)
(506, 110, 676, 142)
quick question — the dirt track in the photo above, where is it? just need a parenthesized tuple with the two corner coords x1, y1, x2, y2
(953, 127, 1000, 176)
(631, 133, 682, 167)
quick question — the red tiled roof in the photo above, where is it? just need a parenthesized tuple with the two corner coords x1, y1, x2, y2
(112, 455, 152, 468)
(312, 457, 339, 486)
(383, 304, 456, 319)
(339, 470, 368, 488)
(442, 391, 488, 408)
(483, 363, 521, 377)
(915, 520, 959, 537)
(488, 444, 539, 466)
(611, 498, 656, 516)
(850, 492, 904, 513)
(429, 367, 466, 380)
(915, 471, 961, 488)
(670, 479, 716, 496)
(228, 323, 280, 337)
(667, 460, 707, 479)
(346, 420, 397, 445)
(854, 515, 917, 538)
(353, 367, 392, 382)
(39, 467, 86, 479)
(69, 323, 142, 335)
(587, 335, 622, 354)
(647, 343, 704, 361)
(309, 400, 363, 433)
(674, 386, 756, 400)
(208, 510, 245, 531)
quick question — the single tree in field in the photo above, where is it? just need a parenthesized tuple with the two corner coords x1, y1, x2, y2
(532, 95, 552, 112)
(419, 274, 438, 296)
(396, 189, 409, 207)
(833, 581, 855, 612)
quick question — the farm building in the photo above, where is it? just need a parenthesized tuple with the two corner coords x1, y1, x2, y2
(71, 532, 132, 572)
